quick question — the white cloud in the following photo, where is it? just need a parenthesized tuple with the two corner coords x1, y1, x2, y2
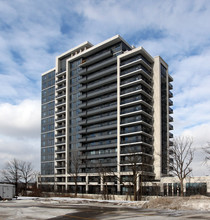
(0, 99, 41, 171)
(0, 137, 40, 172)
(0, 99, 40, 138)
(172, 49, 210, 136)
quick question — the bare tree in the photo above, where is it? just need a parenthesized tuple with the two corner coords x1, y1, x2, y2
(19, 161, 34, 194)
(1, 158, 21, 196)
(120, 152, 144, 201)
(68, 150, 81, 197)
(96, 162, 112, 200)
(203, 142, 210, 162)
(170, 136, 194, 196)
(1, 158, 35, 196)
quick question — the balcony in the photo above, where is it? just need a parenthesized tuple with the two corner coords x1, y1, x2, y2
(169, 132, 173, 138)
(79, 124, 117, 134)
(120, 130, 152, 138)
(56, 170, 66, 175)
(56, 84, 66, 92)
(169, 157, 173, 164)
(169, 124, 173, 130)
(121, 104, 152, 115)
(79, 75, 117, 92)
(120, 78, 152, 90)
(120, 57, 152, 72)
(56, 70, 66, 76)
(55, 155, 66, 160)
(120, 141, 152, 148)
(55, 124, 65, 130)
(56, 117, 65, 124)
(169, 99, 173, 106)
(55, 132, 65, 137)
(79, 114, 117, 126)
(80, 152, 117, 160)
(120, 65, 152, 80)
(169, 115, 173, 122)
(169, 140, 173, 146)
(120, 109, 152, 119)
(121, 136, 152, 146)
(169, 91, 173, 98)
(56, 92, 66, 98)
(169, 82, 173, 90)
(121, 53, 153, 67)
(120, 117, 152, 127)
(169, 107, 173, 114)
(120, 88, 152, 100)
(55, 116, 65, 122)
(80, 57, 117, 75)
(56, 76, 66, 83)
(55, 140, 66, 145)
(55, 163, 65, 168)
(79, 105, 117, 118)
(80, 95, 117, 109)
(55, 165, 65, 169)
(120, 96, 152, 109)
(79, 65, 117, 84)
(56, 178, 66, 182)
(80, 134, 117, 143)
(79, 143, 116, 151)
(80, 162, 116, 168)
(55, 108, 66, 114)
(79, 84, 116, 101)
(56, 99, 66, 106)
(55, 147, 66, 153)
(169, 74, 173, 82)
(80, 50, 113, 67)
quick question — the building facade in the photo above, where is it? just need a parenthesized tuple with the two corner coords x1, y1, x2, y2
(40, 35, 173, 194)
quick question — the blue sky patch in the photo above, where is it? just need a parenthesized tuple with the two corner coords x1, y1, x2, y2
(10, 49, 24, 65)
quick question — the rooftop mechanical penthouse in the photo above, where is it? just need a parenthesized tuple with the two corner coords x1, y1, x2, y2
(41, 35, 173, 194)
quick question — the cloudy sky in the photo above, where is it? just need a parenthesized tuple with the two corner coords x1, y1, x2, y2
(0, 0, 210, 176)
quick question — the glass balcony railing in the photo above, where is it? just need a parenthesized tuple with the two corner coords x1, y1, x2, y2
(121, 54, 152, 67)
(121, 135, 152, 145)
(121, 64, 151, 77)
(121, 105, 151, 115)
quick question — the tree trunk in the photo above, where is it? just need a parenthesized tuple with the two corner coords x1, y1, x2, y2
(180, 179, 184, 197)
(15, 182, 18, 196)
(138, 174, 142, 201)
(133, 180, 137, 201)
(75, 177, 78, 197)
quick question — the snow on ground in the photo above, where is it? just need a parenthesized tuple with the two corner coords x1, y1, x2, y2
(0, 198, 78, 219)
(143, 196, 210, 211)
(14, 196, 210, 210)
(0, 196, 210, 220)
(16, 196, 148, 207)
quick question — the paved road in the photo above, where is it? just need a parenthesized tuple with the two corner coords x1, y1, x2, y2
(48, 205, 210, 220)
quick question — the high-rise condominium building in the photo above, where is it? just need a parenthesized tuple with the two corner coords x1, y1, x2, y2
(41, 35, 173, 194)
